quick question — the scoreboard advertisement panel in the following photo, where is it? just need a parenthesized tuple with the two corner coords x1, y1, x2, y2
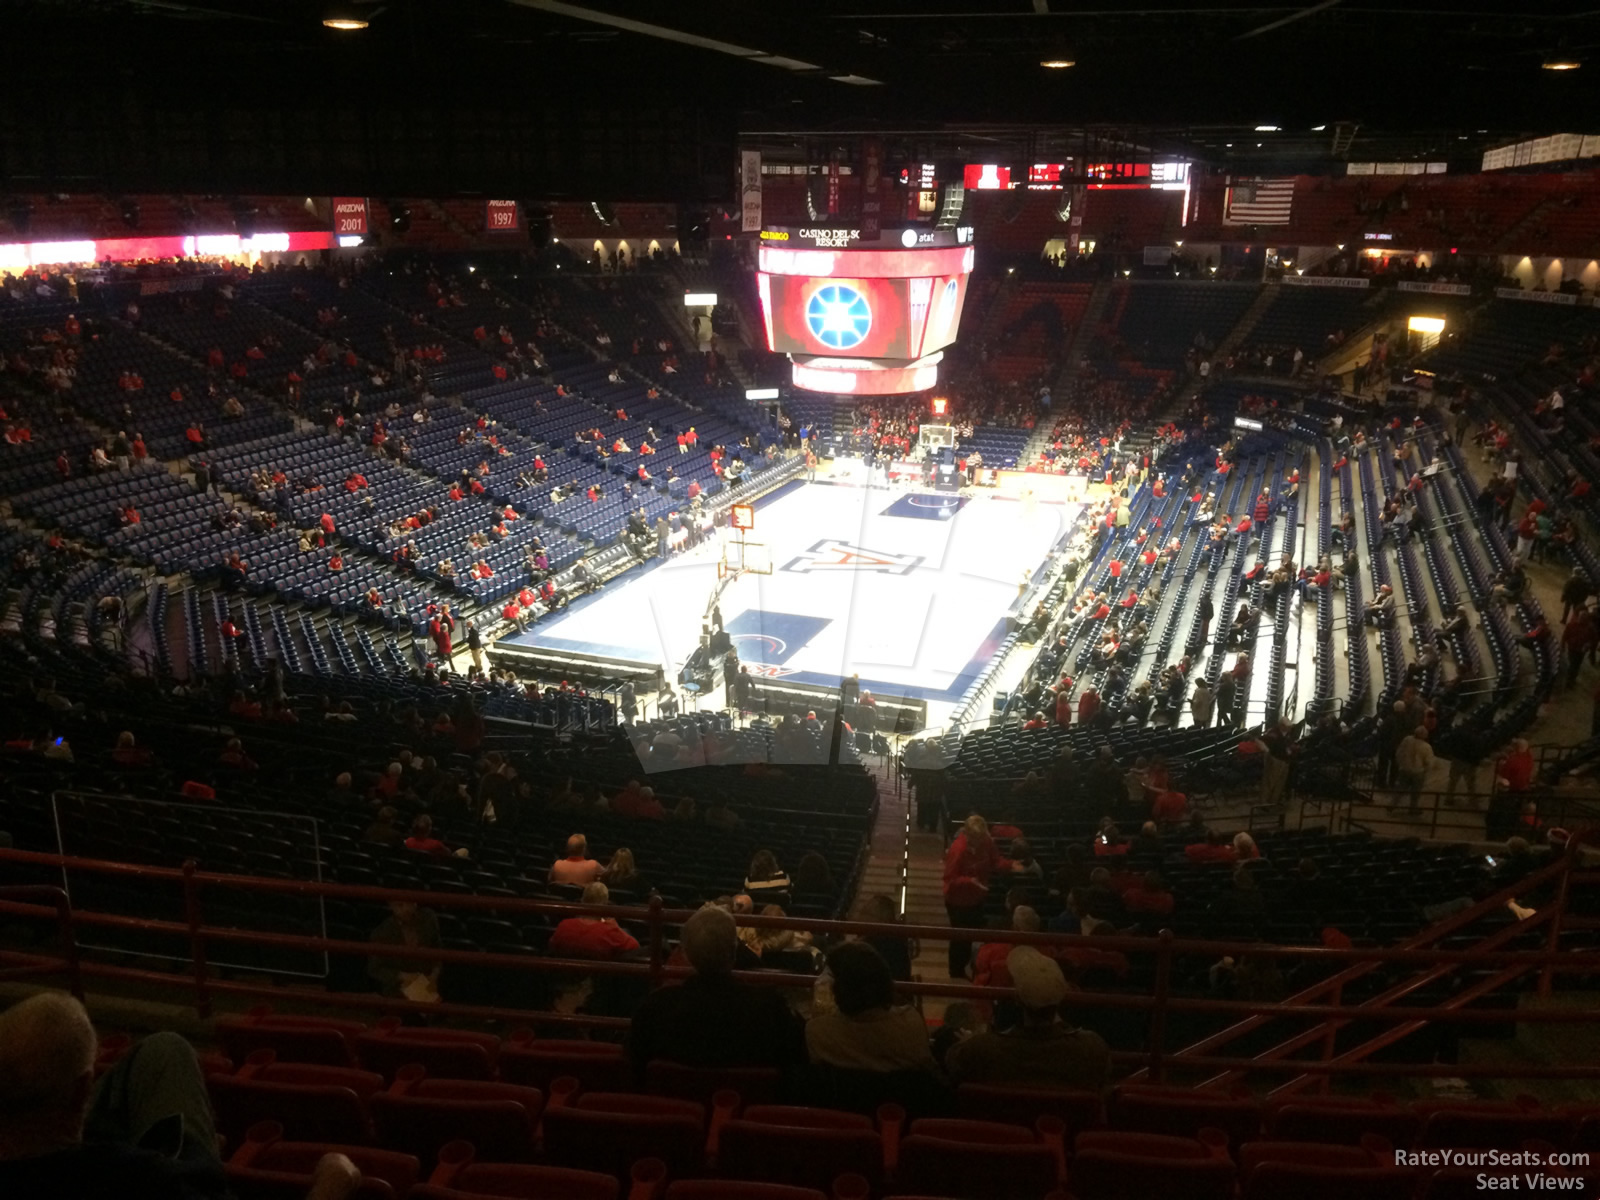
(755, 226, 974, 395)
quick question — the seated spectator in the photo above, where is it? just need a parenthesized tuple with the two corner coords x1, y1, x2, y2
(0, 992, 361, 1200)
(362, 806, 405, 847)
(628, 906, 806, 1078)
(547, 882, 641, 959)
(1363, 584, 1396, 626)
(806, 942, 938, 1074)
(602, 847, 651, 896)
(368, 900, 442, 1002)
(110, 731, 154, 768)
(549, 833, 604, 885)
(744, 848, 792, 900)
(791, 850, 836, 899)
(403, 814, 454, 858)
(945, 946, 1111, 1089)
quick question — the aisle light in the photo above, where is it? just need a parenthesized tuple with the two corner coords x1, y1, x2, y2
(1543, 55, 1582, 70)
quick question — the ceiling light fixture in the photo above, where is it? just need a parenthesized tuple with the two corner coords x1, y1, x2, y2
(1255, 125, 1280, 132)
(1040, 59, 1075, 69)
(1312, 124, 1327, 131)
(1543, 54, 1581, 70)
(323, 4, 370, 31)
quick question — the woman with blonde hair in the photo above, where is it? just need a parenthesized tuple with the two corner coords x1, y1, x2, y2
(602, 847, 650, 896)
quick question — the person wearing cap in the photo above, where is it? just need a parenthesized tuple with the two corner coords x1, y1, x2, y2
(627, 905, 805, 1081)
(945, 945, 1110, 1089)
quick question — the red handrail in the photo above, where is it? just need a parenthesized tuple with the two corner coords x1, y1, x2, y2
(3, 840, 1598, 1085)
(1124, 826, 1600, 1086)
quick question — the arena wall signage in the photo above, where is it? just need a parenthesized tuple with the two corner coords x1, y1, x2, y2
(1397, 281, 1472, 296)
(332, 197, 369, 236)
(1494, 287, 1577, 305)
(1281, 276, 1370, 288)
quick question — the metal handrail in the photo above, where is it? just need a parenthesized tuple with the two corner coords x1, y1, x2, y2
(3, 838, 1599, 1083)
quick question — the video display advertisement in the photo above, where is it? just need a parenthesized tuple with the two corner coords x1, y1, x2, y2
(759, 271, 970, 360)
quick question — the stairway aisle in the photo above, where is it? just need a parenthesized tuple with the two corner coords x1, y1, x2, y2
(851, 752, 953, 1022)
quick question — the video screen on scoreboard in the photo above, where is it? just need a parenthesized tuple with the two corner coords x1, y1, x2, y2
(760, 272, 970, 360)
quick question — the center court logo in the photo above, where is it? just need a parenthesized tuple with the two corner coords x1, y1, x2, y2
(806, 284, 872, 350)
(783, 539, 923, 575)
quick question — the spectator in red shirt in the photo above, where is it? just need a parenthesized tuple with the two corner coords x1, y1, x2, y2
(548, 883, 641, 959)
(1496, 738, 1536, 793)
(1150, 788, 1188, 825)
(549, 834, 605, 885)
(942, 815, 1018, 976)
(1077, 687, 1101, 724)
(319, 512, 336, 535)
(612, 781, 666, 820)
(1121, 871, 1175, 918)
(404, 815, 454, 859)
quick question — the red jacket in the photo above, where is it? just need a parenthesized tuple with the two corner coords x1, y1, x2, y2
(548, 918, 639, 960)
(942, 832, 1012, 906)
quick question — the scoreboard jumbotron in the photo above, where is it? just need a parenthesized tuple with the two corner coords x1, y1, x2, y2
(755, 225, 976, 396)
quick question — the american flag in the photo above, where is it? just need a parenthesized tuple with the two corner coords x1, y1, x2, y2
(1224, 177, 1295, 225)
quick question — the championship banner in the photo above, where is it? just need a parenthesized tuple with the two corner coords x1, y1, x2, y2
(1495, 287, 1577, 305)
(486, 200, 520, 233)
(1280, 275, 1370, 288)
(331, 197, 369, 237)
(740, 151, 762, 233)
(1398, 281, 1471, 296)
(860, 138, 883, 241)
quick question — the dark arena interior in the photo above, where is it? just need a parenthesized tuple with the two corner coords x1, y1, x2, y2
(8, 2, 1600, 1197)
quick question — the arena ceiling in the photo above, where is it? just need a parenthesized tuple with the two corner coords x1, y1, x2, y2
(5, 0, 1599, 198)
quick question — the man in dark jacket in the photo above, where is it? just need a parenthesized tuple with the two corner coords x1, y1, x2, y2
(628, 906, 805, 1081)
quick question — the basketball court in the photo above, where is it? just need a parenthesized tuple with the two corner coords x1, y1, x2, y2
(501, 477, 1081, 716)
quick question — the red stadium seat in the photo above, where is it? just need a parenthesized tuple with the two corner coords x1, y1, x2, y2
(1107, 1084, 1262, 1149)
(955, 1084, 1102, 1140)
(216, 1007, 365, 1067)
(225, 1121, 417, 1200)
(666, 1184, 827, 1200)
(1067, 1130, 1235, 1200)
(1415, 1096, 1571, 1149)
(645, 1059, 783, 1106)
(237, 1049, 386, 1098)
(1238, 1138, 1417, 1200)
(356, 1022, 499, 1082)
(717, 1106, 889, 1193)
(209, 1074, 372, 1149)
(498, 1034, 630, 1093)
(369, 1068, 542, 1166)
(542, 1091, 713, 1180)
(422, 1137, 627, 1199)
(894, 1116, 1064, 1200)
(1263, 1095, 1420, 1147)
